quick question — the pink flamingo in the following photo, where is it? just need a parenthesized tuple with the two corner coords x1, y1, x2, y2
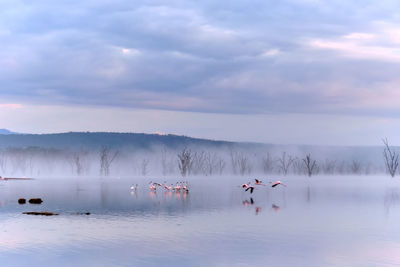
(174, 182, 181, 191)
(254, 179, 266, 186)
(164, 183, 173, 190)
(242, 182, 255, 194)
(271, 181, 286, 188)
(182, 182, 189, 192)
(149, 182, 157, 190)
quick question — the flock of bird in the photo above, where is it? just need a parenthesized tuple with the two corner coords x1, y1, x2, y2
(241, 179, 286, 194)
(130, 178, 285, 195)
(130, 181, 190, 193)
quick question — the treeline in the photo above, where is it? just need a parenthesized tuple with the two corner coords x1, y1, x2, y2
(0, 146, 392, 178)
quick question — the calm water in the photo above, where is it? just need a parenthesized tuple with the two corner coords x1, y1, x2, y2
(0, 176, 400, 267)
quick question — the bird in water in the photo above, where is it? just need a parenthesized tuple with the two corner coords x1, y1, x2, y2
(242, 182, 255, 194)
(130, 184, 138, 191)
(149, 182, 157, 190)
(182, 181, 189, 192)
(173, 182, 181, 191)
(164, 183, 173, 190)
(271, 181, 286, 188)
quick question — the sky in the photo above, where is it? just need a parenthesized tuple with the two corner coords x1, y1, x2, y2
(1, 0, 400, 145)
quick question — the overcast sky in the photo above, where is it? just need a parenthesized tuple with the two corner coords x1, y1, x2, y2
(1, 0, 400, 145)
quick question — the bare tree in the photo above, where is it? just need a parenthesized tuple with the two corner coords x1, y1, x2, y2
(203, 152, 219, 176)
(177, 148, 193, 177)
(349, 159, 361, 174)
(8, 148, 27, 175)
(365, 161, 372, 175)
(383, 138, 399, 177)
(302, 153, 317, 177)
(216, 157, 226, 175)
(261, 152, 275, 174)
(238, 154, 252, 175)
(141, 158, 149, 176)
(230, 149, 239, 175)
(277, 152, 295, 176)
(321, 159, 336, 175)
(230, 150, 251, 175)
(336, 160, 346, 175)
(192, 151, 207, 175)
(0, 151, 7, 174)
(292, 158, 304, 175)
(161, 148, 168, 176)
(71, 153, 83, 175)
(68, 151, 90, 176)
(99, 147, 119, 176)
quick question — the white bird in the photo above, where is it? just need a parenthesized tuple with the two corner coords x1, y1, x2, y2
(130, 184, 138, 191)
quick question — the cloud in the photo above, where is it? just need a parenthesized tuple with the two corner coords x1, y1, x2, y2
(308, 22, 400, 62)
(0, 103, 22, 109)
(0, 0, 399, 119)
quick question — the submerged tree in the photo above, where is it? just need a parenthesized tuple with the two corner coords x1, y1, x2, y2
(68, 150, 90, 176)
(230, 150, 251, 175)
(177, 148, 193, 177)
(99, 147, 119, 176)
(383, 138, 399, 177)
(321, 159, 336, 175)
(261, 152, 275, 174)
(302, 153, 317, 177)
(141, 158, 149, 176)
(277, 152, 295, 176)
(349, 159, 362, 175)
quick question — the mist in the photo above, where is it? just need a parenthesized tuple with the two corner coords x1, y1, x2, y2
(0, 142, 392, 179)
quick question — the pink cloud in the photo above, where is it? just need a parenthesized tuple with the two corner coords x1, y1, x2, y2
(0, 103, 22, 109)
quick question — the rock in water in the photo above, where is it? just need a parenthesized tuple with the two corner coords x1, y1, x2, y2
(23, 211, 58, 216)
(28, 198, 43, 204)
(18, 198, 26, 204)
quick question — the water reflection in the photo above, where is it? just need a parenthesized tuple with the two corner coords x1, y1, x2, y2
(0, 176, 399, 267)
(271, 203, 280, 212)
(242, 197, 262, 215)
(384, 187, 400, 215)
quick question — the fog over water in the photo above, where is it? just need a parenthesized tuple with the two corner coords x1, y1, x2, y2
(0, 143, 392, 179)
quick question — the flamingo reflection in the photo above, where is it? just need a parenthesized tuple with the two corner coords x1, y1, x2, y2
(255, 207, 262, 215)
(272, 204, 280, 212)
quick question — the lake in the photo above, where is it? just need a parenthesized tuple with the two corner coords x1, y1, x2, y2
(0, 175, 399, 266)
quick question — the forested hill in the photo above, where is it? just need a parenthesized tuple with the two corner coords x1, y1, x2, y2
(0, 131, 386, 164)
(0, 132, 236, 150)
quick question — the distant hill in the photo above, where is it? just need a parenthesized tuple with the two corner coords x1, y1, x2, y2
(0, 129, 18, 135)
(0, 132, 235, 150)
(0, 131, 386, 164)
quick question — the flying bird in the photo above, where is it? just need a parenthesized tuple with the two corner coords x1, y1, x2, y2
(271, 181, 286, 188)
(254, 179, 266, 186)
(242, 183, 255, 194)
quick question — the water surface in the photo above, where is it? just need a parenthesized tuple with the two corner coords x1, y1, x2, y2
(0, 176, 399, 266)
